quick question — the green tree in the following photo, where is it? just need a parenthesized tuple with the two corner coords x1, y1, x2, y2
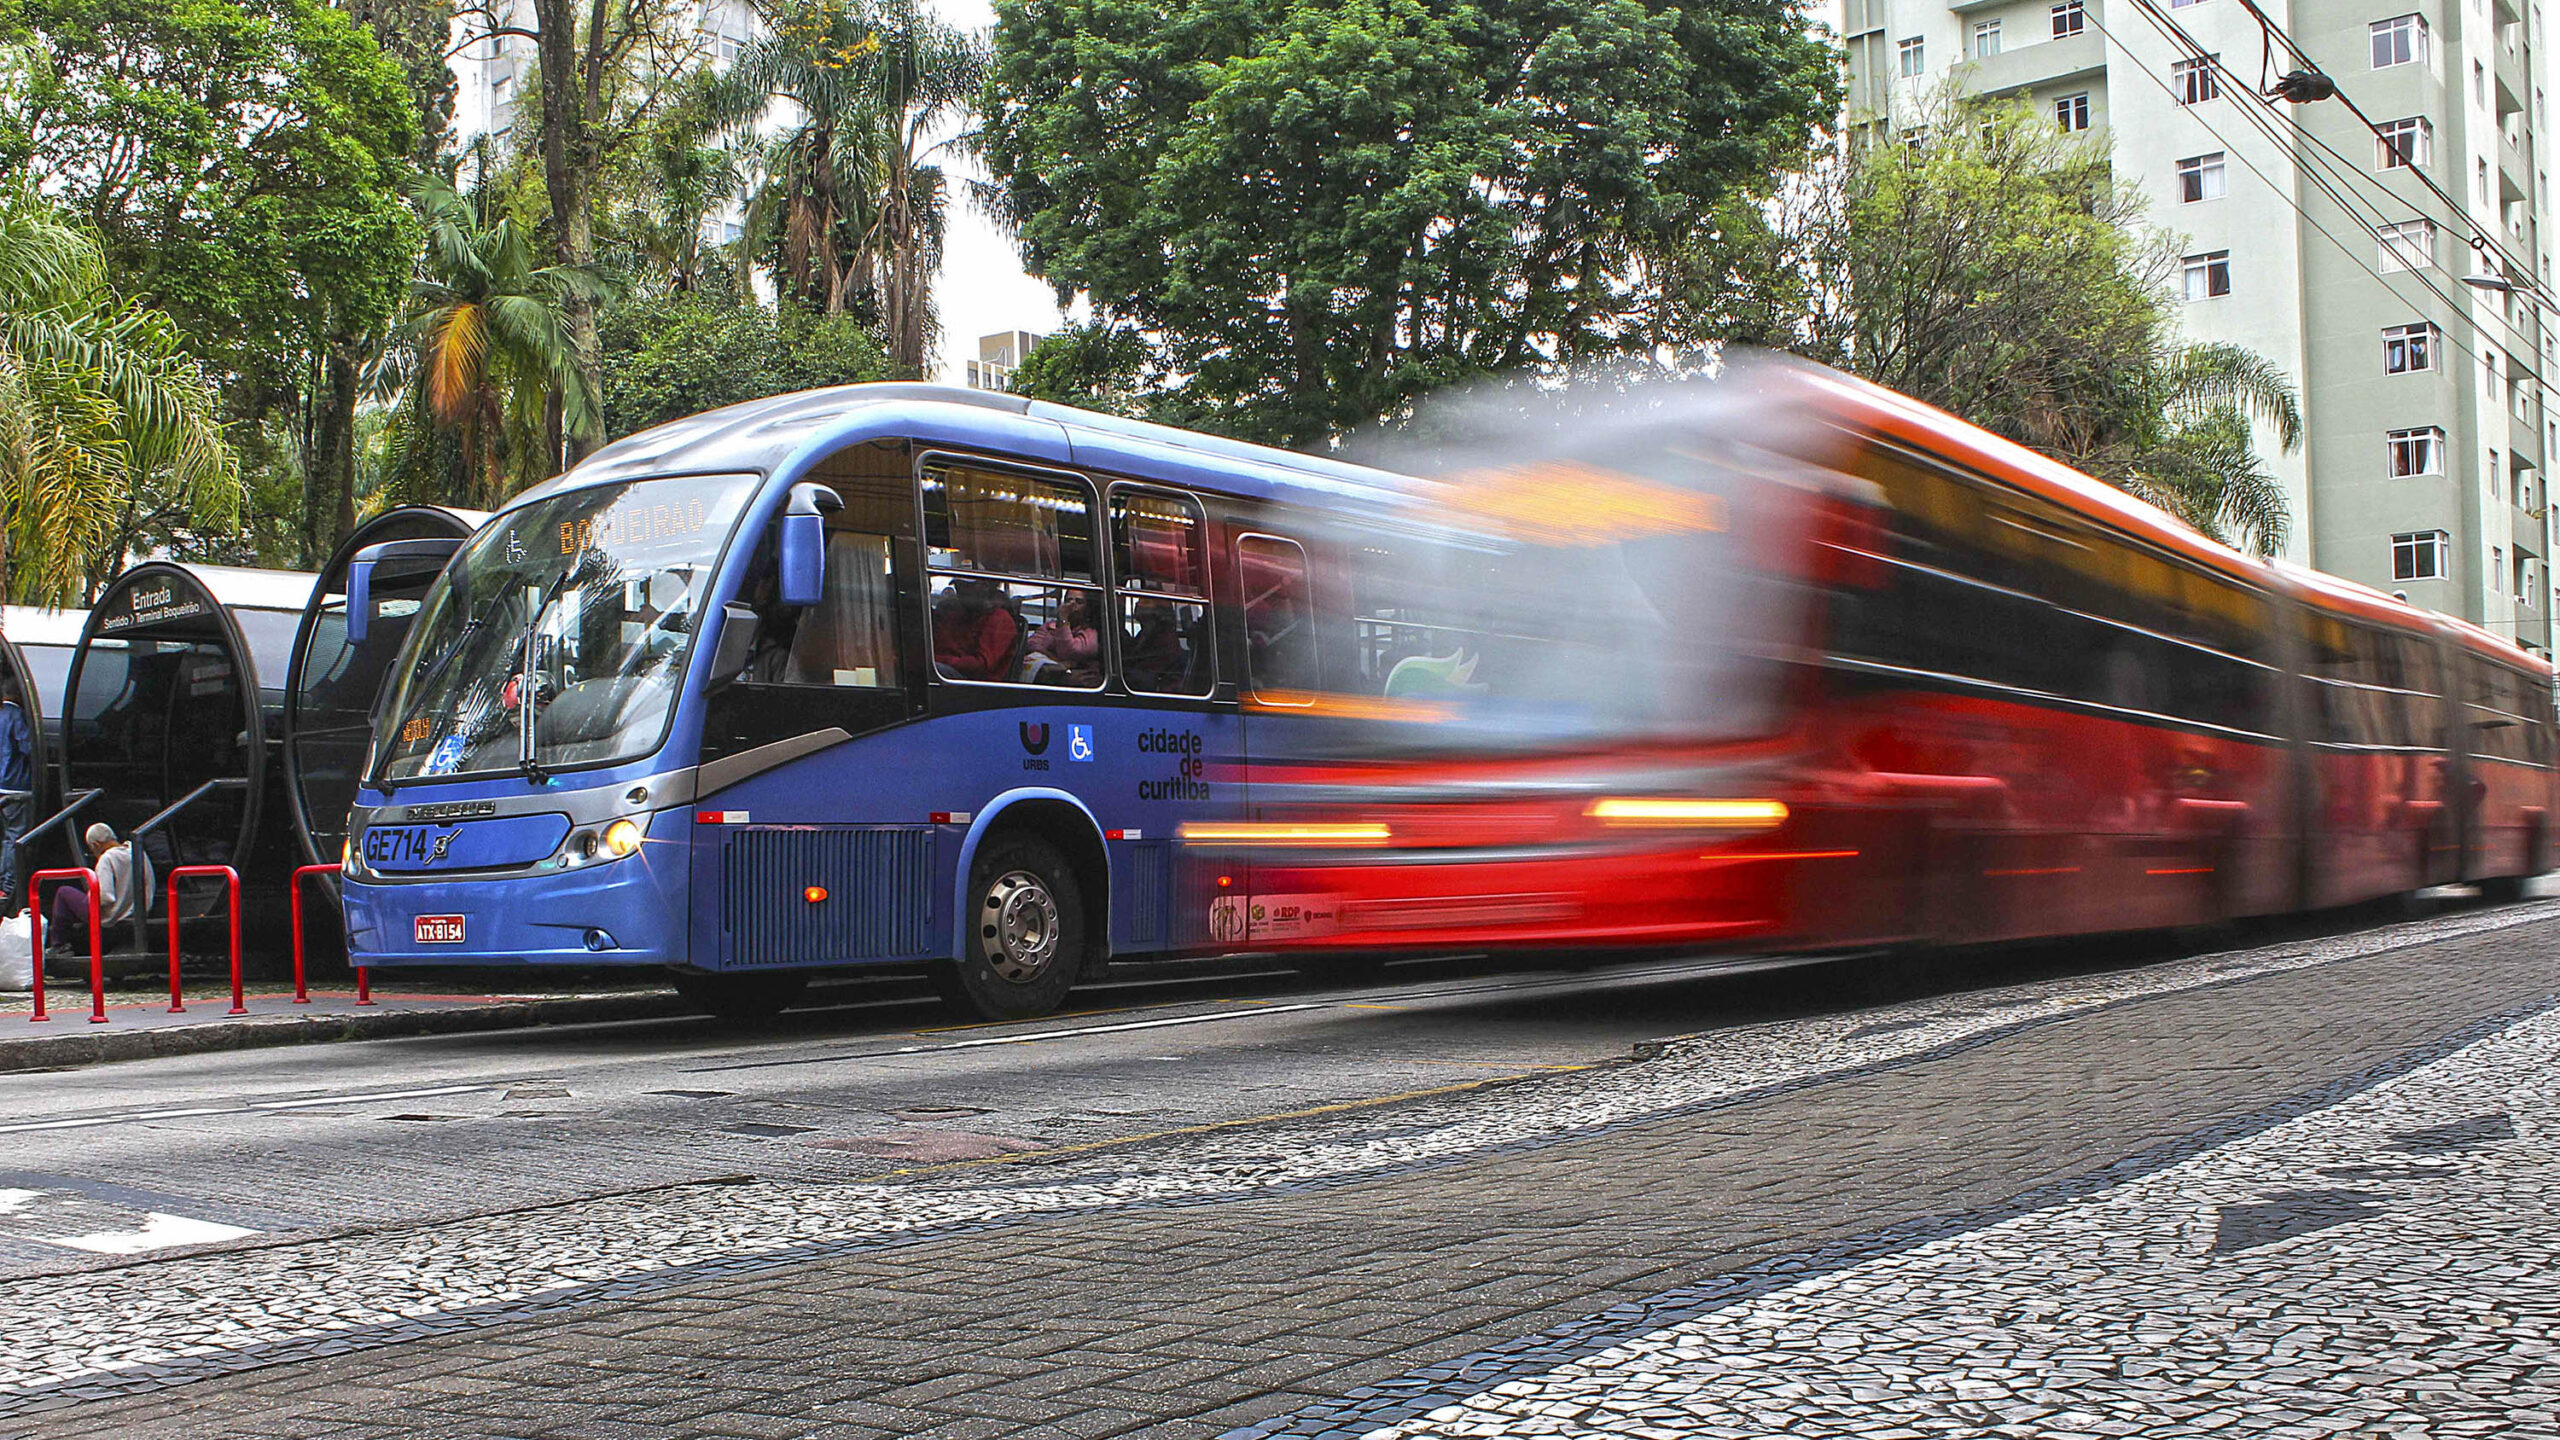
(1768, 91, 2297, 555)
(3, 0, 420, 564)
(377, 183, 610, 507)
(598, 291, 892, 437)
(0, 185, 239, 603)
(981, 0, 1838, 446)
(1009, 323, 1154, 417)
(453, 0, 710, 467)
(717, 0, 985, 375)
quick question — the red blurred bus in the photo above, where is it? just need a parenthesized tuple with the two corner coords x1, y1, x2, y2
(1204, 362, 2557, 956)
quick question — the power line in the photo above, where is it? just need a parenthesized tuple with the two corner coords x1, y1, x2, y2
(2099, 0, 2549, 397)
(2222, 0, 2556, 311)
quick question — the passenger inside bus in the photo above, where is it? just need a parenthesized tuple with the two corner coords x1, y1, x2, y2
(1022, 590, 1102, 686)
(1122, 597, 1206, 693)
(933, 580, 1019, 681)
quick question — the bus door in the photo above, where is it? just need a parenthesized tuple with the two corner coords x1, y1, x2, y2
(1209, 527, 1320, 948)
(1097, 485, 1231, 956)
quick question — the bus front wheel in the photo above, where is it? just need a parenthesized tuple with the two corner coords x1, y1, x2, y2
(938, 833, 1085, 1021)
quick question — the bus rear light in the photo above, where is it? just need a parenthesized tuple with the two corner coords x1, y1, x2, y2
(1586, 797, 1789, 830)
(1176, 821, 1393, 848)
(804, 885, 828, 904)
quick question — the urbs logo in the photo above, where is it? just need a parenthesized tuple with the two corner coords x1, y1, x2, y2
(1019, 722, 1051, 755)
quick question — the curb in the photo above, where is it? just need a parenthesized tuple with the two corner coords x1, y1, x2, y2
(0, 990, 695, 1074)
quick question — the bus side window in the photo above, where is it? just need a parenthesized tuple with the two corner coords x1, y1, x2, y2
(922, 462, 1104, 689)
(1109, 488, 1213, 697)
(768, 532, 901, 688)
(1238, 534, 1316, 700)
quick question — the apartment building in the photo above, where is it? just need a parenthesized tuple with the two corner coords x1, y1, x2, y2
(1844, 0, 2558, 652)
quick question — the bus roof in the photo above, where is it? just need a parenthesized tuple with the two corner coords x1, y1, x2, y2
(1, 605, 86, 647)
(520, 383, 1419, 515)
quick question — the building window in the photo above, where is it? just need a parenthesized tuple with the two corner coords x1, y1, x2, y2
(2394, 531, 2450, 580)
(2525, 558, 2537, 609)
(2384, 321, 2441, 373)
(2478, 157, 2492, 207)
(2170, 0, 2206, 7)
(1973, 19, 2002, 55)
(2493, 546, 2504, 591)
(2378, 116, 2432, 168)
(2388, 426, 2447, 477)
(2053, 0, 2086, 37)
(2177, 152, 2227, 202)
(2182, 251, 2231, 299)
(2173, 57, 2220, 104)
(2486, 348, 2503, 401)
(2372, 14, 2428, 68)
(2491, 449, 2504, 498)
(2056, 92, 2092, 130)
(2378, 218, 2437, 272)
(1899, 36, 1925, 76)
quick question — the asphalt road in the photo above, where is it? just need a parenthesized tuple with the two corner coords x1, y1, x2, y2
(5, 887, 2557, 1436)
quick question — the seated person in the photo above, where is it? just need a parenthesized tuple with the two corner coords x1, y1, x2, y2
(1022, 591, 1103, 686)
(1123, 598, 1205, 693)
(47, 822, 151, 955)
(933, 581, 1020, 681)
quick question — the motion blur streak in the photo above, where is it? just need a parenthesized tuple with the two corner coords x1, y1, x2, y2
(1192, 350, 2559, 958)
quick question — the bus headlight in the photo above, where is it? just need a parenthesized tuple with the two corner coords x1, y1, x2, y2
(601, 818, 644, 858)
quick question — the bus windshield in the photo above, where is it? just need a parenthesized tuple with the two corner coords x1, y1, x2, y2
(370, 473, 759, 785)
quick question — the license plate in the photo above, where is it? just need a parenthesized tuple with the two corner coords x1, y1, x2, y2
(414, 915, 465, 944)
(366, 824, 460, 870)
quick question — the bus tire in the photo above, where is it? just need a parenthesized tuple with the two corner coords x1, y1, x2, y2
(674, 971, 808, 1020)
(938, 833, 1085, 1021)
(2479, 872, 2528, 904)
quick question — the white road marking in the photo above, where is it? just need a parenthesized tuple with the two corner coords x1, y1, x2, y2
(0, 1191, 40, 1217)
(42, 1214, 258, 1257)
(0, 1086, 494, 1136)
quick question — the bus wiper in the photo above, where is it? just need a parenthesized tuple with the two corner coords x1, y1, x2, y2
(515, 565, 581, 786)
(371, 613, 484, 795)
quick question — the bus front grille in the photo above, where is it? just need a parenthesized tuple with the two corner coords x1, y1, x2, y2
(721, 826, 935, 967)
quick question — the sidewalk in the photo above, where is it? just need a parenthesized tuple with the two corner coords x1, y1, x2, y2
(0, 979, 690, 1073)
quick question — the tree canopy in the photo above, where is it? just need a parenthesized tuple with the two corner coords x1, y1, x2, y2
(981, 0, 1839, 446)
(1762, 91, 2298, 556)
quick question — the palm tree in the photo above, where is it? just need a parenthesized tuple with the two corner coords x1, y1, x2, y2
(719, 0, 985, 373)
(0, 183, 238, 604)
(2082, 343, 2303, 558)
(377, 183, 611, 507)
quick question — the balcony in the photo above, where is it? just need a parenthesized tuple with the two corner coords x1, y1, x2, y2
(1956, 32, 2108, 97)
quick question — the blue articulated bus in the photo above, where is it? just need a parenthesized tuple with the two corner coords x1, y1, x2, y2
(339, 383, 1411, 1019)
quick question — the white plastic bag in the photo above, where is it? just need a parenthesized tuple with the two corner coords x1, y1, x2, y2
(0, 912, 29, 992)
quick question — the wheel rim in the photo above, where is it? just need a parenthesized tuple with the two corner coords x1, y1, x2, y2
(980, 869, 1060, 984)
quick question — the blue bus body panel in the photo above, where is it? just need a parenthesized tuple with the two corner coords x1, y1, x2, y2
(344, 805, 692, 967)
(343, 384, 1397, 974)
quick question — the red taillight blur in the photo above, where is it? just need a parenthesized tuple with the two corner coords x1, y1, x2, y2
(1809, 491, 1888, 590)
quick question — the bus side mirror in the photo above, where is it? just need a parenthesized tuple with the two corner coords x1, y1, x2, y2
(707, 602, 761, 685)
(346, 557, 375, 644)
(778, 483, 844, 608)
(345, 537, 466, 645)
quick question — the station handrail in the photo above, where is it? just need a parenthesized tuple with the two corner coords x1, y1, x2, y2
(14, 787, 101, 858)
(26, 867, 103, 1024)
(164, 865, 244, 1016)
(125, 776, 248, 954)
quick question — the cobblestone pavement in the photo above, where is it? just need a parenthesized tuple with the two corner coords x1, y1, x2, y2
(7, 897, 2560, 1437)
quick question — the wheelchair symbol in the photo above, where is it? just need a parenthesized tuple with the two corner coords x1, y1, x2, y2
(1067, 724, 1095, 762)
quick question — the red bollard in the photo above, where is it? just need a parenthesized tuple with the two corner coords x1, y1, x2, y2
(289, 864, 350, 1006)
(165, 866, 243, 1016)
(27, 868, 104, 1025)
